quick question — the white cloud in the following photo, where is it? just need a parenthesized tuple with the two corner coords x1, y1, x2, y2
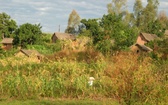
(36, 7, 51, 11)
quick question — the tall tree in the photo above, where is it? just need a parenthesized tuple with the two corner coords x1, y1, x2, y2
(123, 11, 134, 26)
(144, 0, 159, 20)
(0, 12, 17, 38)
(107, 0, 132, 27)
(13, 23, 42, 47)
(107, 0, 127, 15)
(133, 0, 144, 28)
(142, 0, 159, 30)
(65, 10, 80, 34)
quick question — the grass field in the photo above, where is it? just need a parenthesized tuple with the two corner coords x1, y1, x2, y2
(0, 40, 167, 104)
(0, 99, 119, 105)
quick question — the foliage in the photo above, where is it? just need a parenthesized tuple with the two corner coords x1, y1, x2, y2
(100, 14, 137, 50)
(0, 12, 17, 38)
(80, 18, 103, 46)
(145, 20, 165, 37)
(0, 1, 168, 104)
(0, 46, 3, 53)
(0, 48, 18, 59)
(133, 0, 159, 31)
(104, 52, 168, 104)
(13, 23, 42, 48)
(65, 10, 80, 34)
(80, 14, 137, 53)
(0, 50, 167, 104)
(107, 0, 127, 15)
(80, 19, 101, 37)
(27, 41, 62, 55)
(95, 39, 113, 54)
(78, 30, 92, 37)
(148, 38, 168, 60)
(133, 0, 144, 28)
(40, 33, 52, 43)
(141, 0, 159, 29)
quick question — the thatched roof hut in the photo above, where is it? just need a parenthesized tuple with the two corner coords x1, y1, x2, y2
(51, 32, 76, 43)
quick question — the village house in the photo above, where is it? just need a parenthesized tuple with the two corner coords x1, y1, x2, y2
(51, 32, 76, 43)
(0, 38, 13, 50)
(131, 32, 158, 53)
(15, 49, 43, 60)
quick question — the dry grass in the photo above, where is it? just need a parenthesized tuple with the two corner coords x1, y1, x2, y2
(0, 42, 167, 104)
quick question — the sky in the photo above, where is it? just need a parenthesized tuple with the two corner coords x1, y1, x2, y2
(0, 0, 168, 33)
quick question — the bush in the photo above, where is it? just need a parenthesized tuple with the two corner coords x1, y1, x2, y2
(103, 52, 168, 104)
(27, 41, 62, 55)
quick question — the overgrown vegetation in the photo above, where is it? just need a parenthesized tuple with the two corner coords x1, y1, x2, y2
(0, 46, 168, 104)
(0, 0, 168, 104)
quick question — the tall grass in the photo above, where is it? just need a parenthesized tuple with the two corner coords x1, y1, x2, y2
(0, 49, 167, 104)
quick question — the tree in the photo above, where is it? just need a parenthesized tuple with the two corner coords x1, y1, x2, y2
(141, 0, 159, 30)
(145, 20, 164, 37)
(133, 0, 144, 28)
(107, 0, 133, 27)
(123, 11, 135, 26)
(0, 12, 17, 38)
(13, 23, 42, 48)
(80, 19, 102, 44)
(81, 14, 137, 53)
(100, 14, 137, 49)
(133, 0, 159, 31)
(65, 10, 80, 34)
(107, 0, 127, 15)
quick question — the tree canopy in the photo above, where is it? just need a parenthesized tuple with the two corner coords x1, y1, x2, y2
(100, 14, 137, 50)
(65, 10, 80, 34)
(0, 12, 17, 38)
(107, 0, 127, 15)
(80, 19, 102, 41)
(133, 0, 159, 31)
(13, 23, 42, 48)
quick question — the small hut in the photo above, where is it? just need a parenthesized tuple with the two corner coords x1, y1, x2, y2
(136, 32, 158, 45)
(15, 49, 43, 61)
(51, 32, 76, 43)
(130, 32, 158, 53)
(1, 38, 13, 50)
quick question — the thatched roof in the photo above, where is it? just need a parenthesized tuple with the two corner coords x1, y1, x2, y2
(140, 32, 158, 42)
(52, 32, 76, 40)
(20, 49, 42, 57)
(135, 43, 153, 52)
(1, 38, 13, 44)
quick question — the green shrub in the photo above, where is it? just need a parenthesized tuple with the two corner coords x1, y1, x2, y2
(27, 41, 62, 54)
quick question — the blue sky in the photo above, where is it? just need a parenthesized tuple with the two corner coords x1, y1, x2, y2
(0, 0, 168, 33)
